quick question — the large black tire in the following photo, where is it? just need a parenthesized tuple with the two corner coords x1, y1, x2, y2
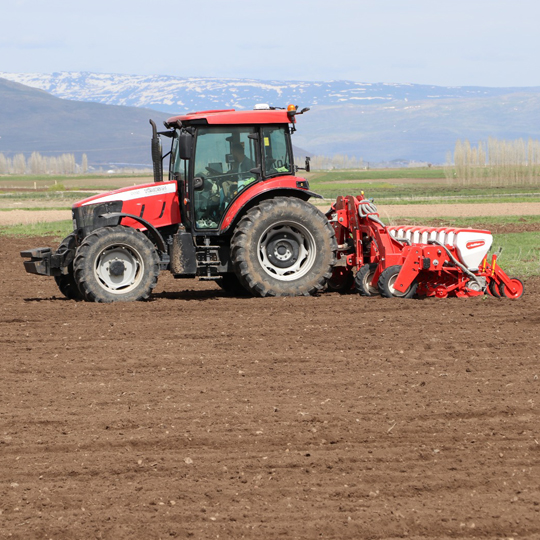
(73, 226, 160, 303)
(355, 263, 380, 297)
(54, 233, 83, 300)
(215, 273, 252, 296)
(378, 264, 417, 299)
(230, 197, 337, 297)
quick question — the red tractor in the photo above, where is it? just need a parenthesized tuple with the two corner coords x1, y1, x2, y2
(21, 105, 338, 302)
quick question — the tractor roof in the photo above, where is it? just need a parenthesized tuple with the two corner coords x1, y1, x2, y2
(166, 108, 294, 127)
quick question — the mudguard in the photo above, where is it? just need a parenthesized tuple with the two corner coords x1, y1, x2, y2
(220, 175, 321, 232)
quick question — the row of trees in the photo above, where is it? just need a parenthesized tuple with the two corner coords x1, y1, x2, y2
(446, 138, 540, 186)
(0, 152, 88, 175)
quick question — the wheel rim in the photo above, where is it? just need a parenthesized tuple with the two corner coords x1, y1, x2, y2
(363, 269, 378, 295)
(387, 272, 412, 297)
(501, 278, 524, 299)
(258, 222, 316, 281)
(94, 244, 144, 293)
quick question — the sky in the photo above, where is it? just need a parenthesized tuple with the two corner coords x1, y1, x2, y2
(2, 0, 540, 88)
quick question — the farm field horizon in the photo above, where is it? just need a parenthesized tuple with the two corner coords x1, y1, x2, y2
(3, 169, 540, 278)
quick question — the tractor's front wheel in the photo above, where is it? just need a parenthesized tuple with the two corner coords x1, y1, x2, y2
(73, 226, 160, 302)
(54, 233, 83, 300)
(231, 197, 337, 297)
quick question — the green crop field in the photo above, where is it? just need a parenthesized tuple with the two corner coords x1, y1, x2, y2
(0, 219, 73, 239)
(307, 169, 540, 202)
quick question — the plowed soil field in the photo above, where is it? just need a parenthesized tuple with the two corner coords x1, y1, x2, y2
(1, 236, 539, 539)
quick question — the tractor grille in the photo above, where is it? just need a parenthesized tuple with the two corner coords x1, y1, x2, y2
(73, 201, 123, 237)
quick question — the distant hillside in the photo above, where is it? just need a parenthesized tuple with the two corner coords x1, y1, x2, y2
(2, 74, 540, 165)
(0, 78, 168, 167)
(294, 92, 540, 163)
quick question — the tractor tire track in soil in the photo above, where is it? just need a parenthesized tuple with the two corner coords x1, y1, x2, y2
(1, 236, 539, 539)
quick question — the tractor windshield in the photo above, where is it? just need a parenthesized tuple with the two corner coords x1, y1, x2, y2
(193, 126, 259, 229)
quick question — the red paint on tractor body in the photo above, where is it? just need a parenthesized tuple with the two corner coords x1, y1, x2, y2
(167, 109, 295, 126)
(74, 181, 181, 231)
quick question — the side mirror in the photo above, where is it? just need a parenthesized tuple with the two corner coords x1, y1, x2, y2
(179, 130, 193, 160)
(193, 176, 204, 191)
(305, 156, 311, 173)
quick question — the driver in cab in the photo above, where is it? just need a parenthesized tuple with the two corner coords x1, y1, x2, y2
(231, 143, 255, 180)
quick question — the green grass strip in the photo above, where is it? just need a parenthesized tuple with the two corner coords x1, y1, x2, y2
(0, 174, 150, 182)
(310, 168, 446, 182)
(0, 207, 72, 212)
(389, 215, 540, 228)
(0, 191, 97, 200)
(491, 232, 540, 278)
(0, 220, 73, 239)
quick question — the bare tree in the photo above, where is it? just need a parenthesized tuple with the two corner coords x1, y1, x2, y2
(13, 154, 26, 175)
(0, 153, 9, 174)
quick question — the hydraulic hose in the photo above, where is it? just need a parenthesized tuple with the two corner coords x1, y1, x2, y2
(358, 201, 385, 227)
(428, 239, 482, 287)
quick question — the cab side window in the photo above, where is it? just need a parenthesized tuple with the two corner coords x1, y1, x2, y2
(262, 127, 292, 177)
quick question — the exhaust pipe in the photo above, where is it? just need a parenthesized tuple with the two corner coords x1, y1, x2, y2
(149, 119, 163, 183)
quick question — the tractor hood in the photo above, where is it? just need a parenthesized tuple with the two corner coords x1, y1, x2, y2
(73, 181, 178, 208)
(72, 181, 181, 235)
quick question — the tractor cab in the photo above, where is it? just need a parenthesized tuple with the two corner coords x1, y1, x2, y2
(156, 105, 311, 234)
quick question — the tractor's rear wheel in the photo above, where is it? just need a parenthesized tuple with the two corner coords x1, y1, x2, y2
(355, 263, 380, 296)
(73, 226, 160, 303)
(54, 233, 83, 300)
(230, 197, 337, 297)
(378, 265, 417, 299)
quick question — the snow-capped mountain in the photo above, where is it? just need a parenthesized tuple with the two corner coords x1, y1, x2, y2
(2, 73, 540, 165)
(0, 71, 530, 114)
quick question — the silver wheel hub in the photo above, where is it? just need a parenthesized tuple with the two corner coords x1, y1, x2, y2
(388, 274, 409, 297)
(364, 270, 378, 294)
(95, 245, 144, 293)
(258, 223, 316, 281)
